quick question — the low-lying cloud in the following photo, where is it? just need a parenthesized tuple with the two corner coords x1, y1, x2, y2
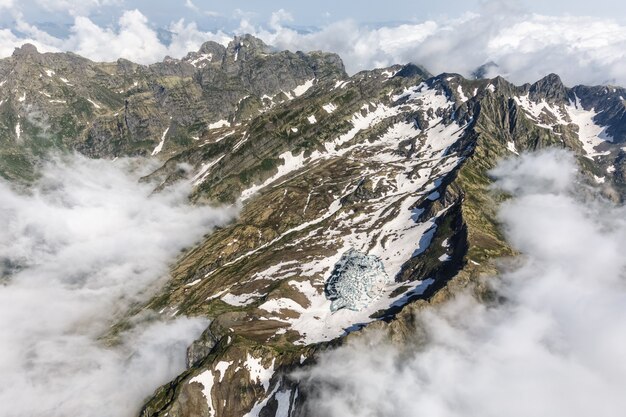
(256, 9, 626, 86)
(0, 10, 231, 64)
(0, 154, 236, 417)
(298, 150, 626, 417)
(2, 6, 626, 86)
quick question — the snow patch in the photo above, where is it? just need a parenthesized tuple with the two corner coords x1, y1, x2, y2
(190, 370, 216, 417)
(185, 279, 202, 287)
(151, 124, 170, 156)
(292, 78, 315, 97)
(259, 298, 305, 314)
(566, 95, 613, 158)
(86, 98, 101, 109)
(457, 85, 468, 102)
(15, 120, 21, 141)
(514, 94, 569, 130)
(244, 354, 275, 392)
(274, 389, 292, 417)
(214, 361, 232, 383)
(243, 385, 279, 417)
(232, 136, 248, 152)
(322, 103, 337, 113)
(221, 292, 260, 306)
(381, 69, 397, 78)
(208, 119, 230, 130)
(192, 156, 225, 186)
(189, 53, 213, 68)
(207, 131, 235, 145)
(438, 253, 451, 262)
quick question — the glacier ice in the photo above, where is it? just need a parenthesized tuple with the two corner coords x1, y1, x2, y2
(325, 249, 390, 312)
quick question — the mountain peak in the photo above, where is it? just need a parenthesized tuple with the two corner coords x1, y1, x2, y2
(529, 73, 569, 102)
(228, 34, 271, 56)
(12, 43, 39, 57)
(394, 63, 432, 79)
(197, 40, 226, 55)
(472, 61, 498, 79)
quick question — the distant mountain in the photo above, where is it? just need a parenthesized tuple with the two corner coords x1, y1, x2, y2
(1, 35, 624, 417)
(471, 60, 498, 79)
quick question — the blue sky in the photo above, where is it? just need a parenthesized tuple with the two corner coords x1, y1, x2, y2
(2, 0, 625, 33)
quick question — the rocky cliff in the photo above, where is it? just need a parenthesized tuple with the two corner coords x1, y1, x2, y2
(0, 35, 345, 181)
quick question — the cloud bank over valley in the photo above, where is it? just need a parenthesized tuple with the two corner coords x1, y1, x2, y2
(0, 154, 236, 417)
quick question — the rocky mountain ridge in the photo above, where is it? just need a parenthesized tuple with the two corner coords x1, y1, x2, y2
(1, 35, 625, 417)
(137, 63, 626, 417)
(0, 34, 345, 181)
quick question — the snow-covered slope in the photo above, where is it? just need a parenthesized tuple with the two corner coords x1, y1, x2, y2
(134, 68, 626, 417)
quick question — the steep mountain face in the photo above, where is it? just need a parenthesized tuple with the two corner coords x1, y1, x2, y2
(1, 36, 625, 417)
(0, 34, 345, 181)
(137, 70, 626, 417)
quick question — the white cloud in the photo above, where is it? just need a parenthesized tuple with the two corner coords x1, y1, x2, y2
(0, 0, 14, 9)
(69, 10, 168, 63)
(2, 7, 626, 86)
(249, 11, 626, 85)
(247, 18, 439, 74)
(0, 10, 230, 64)
(167, 18, 231, 57)
(0, 28, 58, 57)
(14, 12, 65, 47)
(269, 8, 293, 31)
(483, 15, 626, 84)
(184, 0, 219, 17)
(0, 154, 237, 417)
(297, 150, 626, 417)
(185, 0, 198, 12)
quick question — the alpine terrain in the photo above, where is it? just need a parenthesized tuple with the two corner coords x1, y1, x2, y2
(1, 35, 625, 417)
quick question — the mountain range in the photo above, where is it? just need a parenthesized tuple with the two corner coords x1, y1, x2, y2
(1, 35, 624, 417)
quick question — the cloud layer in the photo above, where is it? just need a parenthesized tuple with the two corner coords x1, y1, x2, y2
(2, 7, 626, 86)
(256, 10, 626, 85)
(0, 154, 236, 417)
(299, 150, 626, 417)
(0, 10, 231, 64)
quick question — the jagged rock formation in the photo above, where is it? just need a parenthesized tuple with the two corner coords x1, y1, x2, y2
(0, 35, 345, 181)
(1, 35, 625, 417)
